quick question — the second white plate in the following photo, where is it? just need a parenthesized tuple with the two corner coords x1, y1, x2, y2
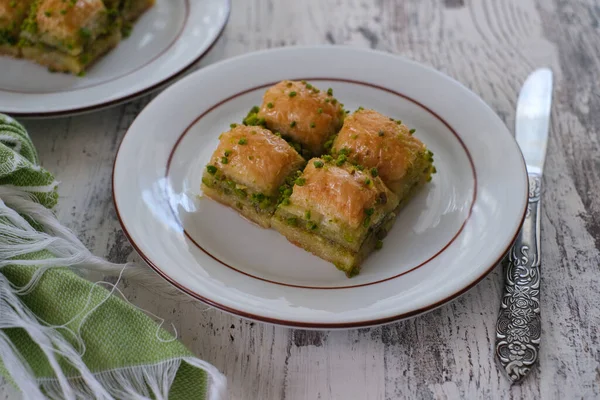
(113, 46, 528, 328)
(0, 0, 230, 117)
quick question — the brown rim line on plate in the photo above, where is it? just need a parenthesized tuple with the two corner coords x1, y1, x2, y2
(6, 0, 231, 119)
(112, 78, 528, 328)
(166, 78, 477, 289)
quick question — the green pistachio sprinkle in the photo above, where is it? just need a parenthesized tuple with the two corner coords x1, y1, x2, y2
(305, 210, 311, 220)
(267, 102, 274, 108)
(336, 155, 347, 166)
(327, 88, 333, 96)
(248, 155, 254, 160)
(274, 131, 281, 137)
(370, 167, 379, 177)
(230, 123, 237, 128)
(325, 98, 330, 103)
(365, 178, 371, 185)
(365, 208, 374, 216)
(389, 118, 394, 121)
(375, 240, 383, 250)
(323, 155, 333, 162)
(314, 160, 324, 168)
(290, 121, 297, 128)
(310, 122, 316, 128)
(308, 221, 318, 230)
(331, 99, 337, 105)
(60, 9, 67, 14)
(289, 91, 297, 97)
(313, 88, 320, 93)
(363, 216, 371, 228)
(396, 120, 402, 124)
(378, 130, 384, 137)
(224, 150, 231, 156)
(295, 177, 306, 186)
(301, 80, 307, 84)
(238, 138, 248, 145)
(339, 148, 350, 156)
(206, 165, 217, 174)
(409, 129, 416, 134)
(432, 166, 437, 173)
(356, 165, 365, 171)
(306, 83, 313, 89)
(221, 157, 228, 164)
(286, 217, 298, 226)
(318, 108, 323, 114)
(44, 10, 52, 17)
(324, 140, 333, 150)
(282, 198, 291, 205)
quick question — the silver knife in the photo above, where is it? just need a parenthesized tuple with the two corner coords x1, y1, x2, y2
(495, 68, 553, 383)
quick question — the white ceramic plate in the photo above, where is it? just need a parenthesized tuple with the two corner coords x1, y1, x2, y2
(113, 46, 528, 329)
(0, 0, 230, 118)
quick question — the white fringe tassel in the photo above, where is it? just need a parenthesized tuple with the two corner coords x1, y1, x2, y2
(0, 187, 227, 400)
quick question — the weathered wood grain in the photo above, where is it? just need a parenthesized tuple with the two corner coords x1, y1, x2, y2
(2, 0, 600, 399)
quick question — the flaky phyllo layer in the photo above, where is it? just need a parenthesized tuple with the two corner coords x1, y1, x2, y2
(202, 81, 436, 277)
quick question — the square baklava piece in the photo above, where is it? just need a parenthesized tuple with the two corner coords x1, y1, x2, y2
(0, 0, 34, 56)
(272, 157, 400, 277)
(331, 109, 435, 208)
(19, 0, 123, 74)
(202, 125, 306, 228)
(244, 80, 345, 158)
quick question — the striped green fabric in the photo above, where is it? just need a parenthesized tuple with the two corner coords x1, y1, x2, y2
(0, 114, 214, 399)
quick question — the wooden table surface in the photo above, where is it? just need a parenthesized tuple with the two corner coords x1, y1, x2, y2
(3, 0, 600, 398)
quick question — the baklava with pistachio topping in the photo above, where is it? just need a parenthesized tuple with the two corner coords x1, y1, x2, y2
(331, 108, 435, 208)
(19, 0, 123, 75)
(0, 0, 34, 56)
(244, 80, 345, 158)
(272, 156, 400, 277)
(202, 125, 306, 228)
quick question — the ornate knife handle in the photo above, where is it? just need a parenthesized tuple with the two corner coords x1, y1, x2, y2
(495, 172, 542, 383)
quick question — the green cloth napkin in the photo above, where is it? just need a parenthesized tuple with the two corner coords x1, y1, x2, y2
(0, 114, 224, 399)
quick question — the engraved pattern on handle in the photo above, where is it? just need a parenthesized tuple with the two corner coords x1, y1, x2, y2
(495, 173, 542, 383)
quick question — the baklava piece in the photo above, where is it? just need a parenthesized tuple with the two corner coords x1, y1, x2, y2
(202, 125, 306, 228)
(272, 157, 400, 277)
(19, 0, 122, 75)
(244, 80, 345, 158)
(332, 109, 435, 209)
(0, 0, 34, 56)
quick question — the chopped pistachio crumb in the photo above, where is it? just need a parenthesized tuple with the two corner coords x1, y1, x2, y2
(206, 165, 217, 174)
(306, 83, 313, 89)
(363, 216, 371, 227)
(378, 130, 384, 137)
(221, 157, 228, 164)
(281, 198, 291, 205)
(331, 99, 337, 105)
(314, 160, 324, 168)
(324, 140, 333, 150)
(310, 122, 316, 128)
(396, 120, 402, 124)
(267, 102, 274, 108)
(289, 91, 297, 97)
(318, 108, 323, 114)
(356, 165, 365, 171)
(409, 128, 416, 134)
(286, 217, 298, 226)
(238, 138, 248, 145)
(308, 221, 318, 230)
(295, 177, 306, 186)
(339, 148, 350, 156)
(224, 150, 231, 156)
(327, 88, 333, 96)
(375, 240, 383, 250)
(248, 155, 254, 160)
(370, 167, 379, 177)
(336, 155, 347, 166)
(290, 121, 297, 128)
(305, 210, 311, 220)
(365, 178, 371, 185)
(230, 123, 237, 128)
(301, 80, 307, 84)
(365, 208, 374, 216)
(325, 98, 330, 103)
(323, 155, 333, 162)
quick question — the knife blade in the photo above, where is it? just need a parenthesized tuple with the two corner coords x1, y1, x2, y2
(495, 68, 553, 383)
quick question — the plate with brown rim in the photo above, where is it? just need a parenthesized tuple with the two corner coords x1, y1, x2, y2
(112, 46, 527, 329)
(0, 0, 230, 118)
